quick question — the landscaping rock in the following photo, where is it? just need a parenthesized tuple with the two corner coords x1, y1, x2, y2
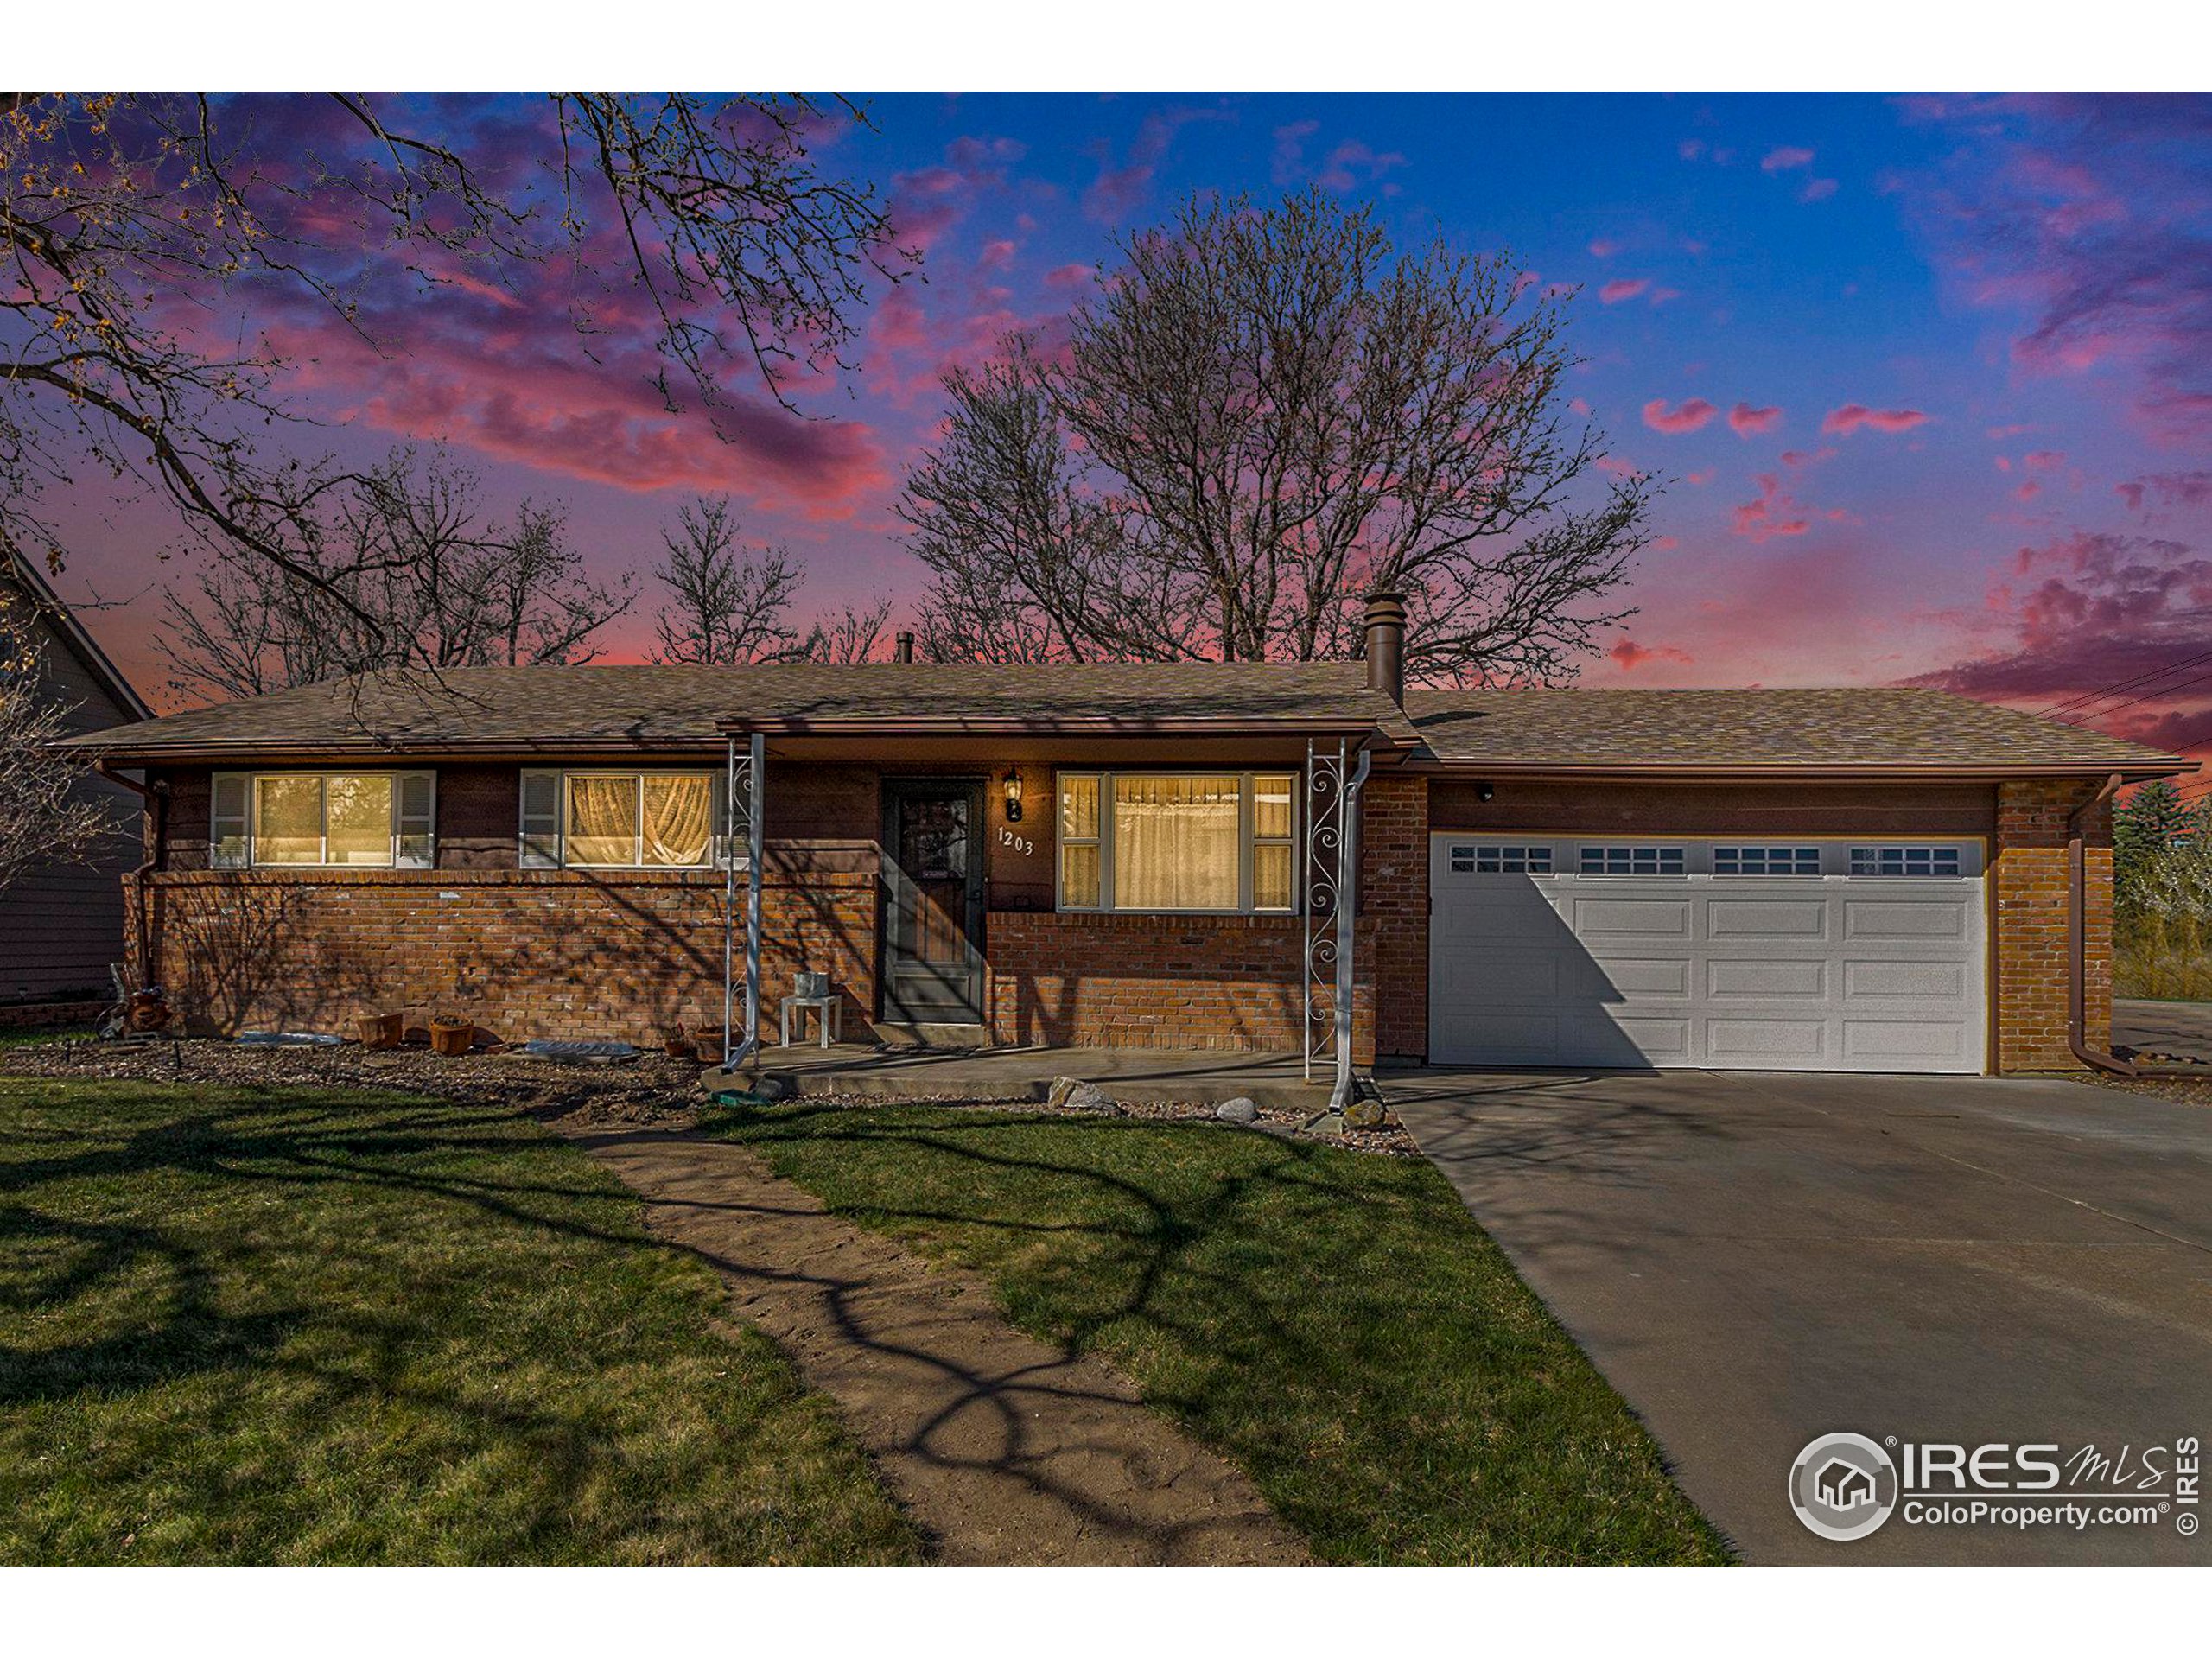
(752, 1075, 793, 1103)
(1342, 1096, 1389, 1131)
(1214, 1096, 1259, 1124)
(1063, 1081, 1116, 1114)
(1046, 1075, 1082, 1108)
(1300, 1110, 1346, 1138)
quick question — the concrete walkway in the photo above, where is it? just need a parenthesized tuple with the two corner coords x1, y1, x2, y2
(1393, 1068, 2212, 1565)
(564, 1122, 1307, 1566)
(716, 1040, 1336, 1111)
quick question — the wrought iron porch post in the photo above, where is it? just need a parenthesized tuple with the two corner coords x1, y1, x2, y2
(1330, 747, 1372, 1113)
(720, 731, 766, 1073)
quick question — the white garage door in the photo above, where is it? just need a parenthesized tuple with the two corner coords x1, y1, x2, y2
(1428, 837, 1987, 1073)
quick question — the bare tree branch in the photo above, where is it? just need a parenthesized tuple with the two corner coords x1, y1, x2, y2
(901, 188, 1649, 683)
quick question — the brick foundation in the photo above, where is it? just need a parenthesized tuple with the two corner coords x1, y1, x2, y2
(984, 910, 1375, 1062)
(1994, 779, 2111, 1072)
(133, 866, 876, 1046)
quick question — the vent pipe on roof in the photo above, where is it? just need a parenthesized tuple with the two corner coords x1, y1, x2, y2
(1363, 591, 1407, 707)
(893, 631, 916, 664)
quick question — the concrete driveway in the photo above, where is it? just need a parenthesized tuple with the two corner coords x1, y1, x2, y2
(1388, 1068, 2212, 1564)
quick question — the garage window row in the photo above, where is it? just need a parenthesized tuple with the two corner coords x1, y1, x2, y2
(1440, 841, 1981, 880)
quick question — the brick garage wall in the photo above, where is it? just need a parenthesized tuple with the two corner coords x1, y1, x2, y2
(1360, 772, 1428, 1061)
(133, 865, 876, 1046)
(1994, 779, 2110, 1072)
(984, 911, 1376, 1062)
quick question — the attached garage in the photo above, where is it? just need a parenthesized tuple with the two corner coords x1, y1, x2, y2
(1427, 836, 1988, 1073)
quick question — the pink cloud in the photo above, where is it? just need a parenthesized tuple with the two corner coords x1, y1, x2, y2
(1599, 278, 1650, 305)
(2118, 471, 2212, 512)
(1648, 286, 1683, 306)
(1084, 107, 1226, 222)
(1642, 397, 1718, 434)
(1609, 639, 1695, 671)
(1822, 404, 1931, 435)
(1799, 177, 1839, 202)
(1762, 146, 1816, 172)
(1588, 237, 1620, 258)
(1044, 262, 1095, 292)
(1728, 402, 1783, 436)
(977, 239, 1016, 270)
(2024, 448, 2066, 471)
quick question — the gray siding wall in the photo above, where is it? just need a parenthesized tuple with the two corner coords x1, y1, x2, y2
(0, 569, 144, 1001)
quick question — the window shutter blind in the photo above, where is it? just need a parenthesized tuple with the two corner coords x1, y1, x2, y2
(396, 772, 436, 868)
(211, 773, 251, 868)
(518, 770, 562, 868)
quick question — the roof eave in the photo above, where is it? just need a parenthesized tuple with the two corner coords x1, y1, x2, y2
(1411, 758, 2194, 782)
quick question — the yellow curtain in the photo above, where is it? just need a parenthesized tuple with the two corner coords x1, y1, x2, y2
(325, 774, 394, 867)
(567, 774, 639, 866)
(253, 775, 323, 865)
(1113, 775, 1239, 910)
(643, 774, 712, 867)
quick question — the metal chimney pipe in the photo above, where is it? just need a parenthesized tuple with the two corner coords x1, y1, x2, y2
(1363, 591, 1406, 706)
(893, 631, 916, 663)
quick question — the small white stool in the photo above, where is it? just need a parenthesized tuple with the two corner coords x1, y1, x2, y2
(779, 994, 842, 1048)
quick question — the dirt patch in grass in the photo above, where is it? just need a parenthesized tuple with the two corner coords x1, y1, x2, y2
(568, 1122, 1306, 1565)
(710, 1100, 1732, 1565)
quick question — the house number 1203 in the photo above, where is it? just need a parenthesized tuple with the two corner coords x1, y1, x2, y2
(997, 826, 1034, 856)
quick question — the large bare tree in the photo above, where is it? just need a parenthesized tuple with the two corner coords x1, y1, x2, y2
(651, 493, 894, 664)
(0, 592, 114, 895)
(156, 448, 636, 699)
(1, 92, 911, 647)
(901, 188, 1652, 682)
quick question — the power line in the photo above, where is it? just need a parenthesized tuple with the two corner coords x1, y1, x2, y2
(2034, 635, 2212, 721)
(2069, 665, 2212, 727)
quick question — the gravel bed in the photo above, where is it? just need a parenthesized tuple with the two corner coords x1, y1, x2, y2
(2084, 1073, 2212, 1108)
(0, 1035, 1418, 1154)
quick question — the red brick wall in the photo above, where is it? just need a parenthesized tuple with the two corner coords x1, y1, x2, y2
(1360, 772, 1429, 1061)
(133, 865, 875, 1046)
(1994, 779, 2110, 1071)
(984, 911, 1375, 1062)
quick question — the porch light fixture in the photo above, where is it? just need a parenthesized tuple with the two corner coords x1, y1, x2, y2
(1002, 767, 1025, 823)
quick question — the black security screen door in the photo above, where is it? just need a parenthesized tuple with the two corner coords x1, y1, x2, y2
(881, 779, 987, 1022)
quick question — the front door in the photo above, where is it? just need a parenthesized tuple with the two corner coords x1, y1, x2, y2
(881, 779, 987, 1023)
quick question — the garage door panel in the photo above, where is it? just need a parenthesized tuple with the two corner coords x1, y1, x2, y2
(1707, 898, 1828, 939)
(1843, 959, 1968, 1000)
(1572, 897, 1692, 937)
(1709, 958, 1827, 999)
(1844, 898, 1973, 939)
(1589, 955, 1694, 997)
(1429, 835, 1986, 1075)
(1440, 948, 1567, 1001)
(1705, 1017, 1827, 1061)
(1841, 1019, 1974, 1065)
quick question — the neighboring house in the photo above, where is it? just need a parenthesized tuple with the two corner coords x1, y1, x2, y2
(61, 599, 2183, 1075)
(1, 552, 151, 1005)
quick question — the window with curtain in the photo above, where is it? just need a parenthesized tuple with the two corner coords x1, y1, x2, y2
(215, 772, 432, 869)
(540, 771, 718, 868)
(1058, 772, 1298, 914)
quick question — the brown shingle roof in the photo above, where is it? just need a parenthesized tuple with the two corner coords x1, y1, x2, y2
(66, 662, 1418, 757)
(64, 665, 2187, 779)
(1405, 687, 2187, 774)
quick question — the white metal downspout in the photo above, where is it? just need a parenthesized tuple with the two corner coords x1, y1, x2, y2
(1329, 747, 1372, 1113)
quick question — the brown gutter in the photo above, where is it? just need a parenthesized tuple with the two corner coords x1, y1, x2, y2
(1412, 760, 2189, 782)
(717, 714, 1400, 739)
(95, 759, 167, 990)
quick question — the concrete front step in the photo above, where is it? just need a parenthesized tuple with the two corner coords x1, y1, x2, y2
(700, 1040, 1339, 1112)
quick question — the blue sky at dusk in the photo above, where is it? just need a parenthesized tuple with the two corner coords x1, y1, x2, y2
(45, 92, 2212, 765)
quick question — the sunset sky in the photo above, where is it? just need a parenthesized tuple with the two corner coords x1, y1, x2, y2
(40, 92, 2212, 783)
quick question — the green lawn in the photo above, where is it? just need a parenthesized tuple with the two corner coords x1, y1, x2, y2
(0, 1078, 920, 1564)
(712, 1102, 1731, 1565)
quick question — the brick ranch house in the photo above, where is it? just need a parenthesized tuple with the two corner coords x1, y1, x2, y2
(66, 600, 2184, 1077)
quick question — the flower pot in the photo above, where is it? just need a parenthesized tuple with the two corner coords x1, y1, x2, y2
(429, 1019, 474, 1058)
(690, 1024, 725, 1066)
(126, 990, 172, 1033)
(661, 1025, 696, 1059)
(793, 970, 830, 1000)
(355, 1012, 404, 1051)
